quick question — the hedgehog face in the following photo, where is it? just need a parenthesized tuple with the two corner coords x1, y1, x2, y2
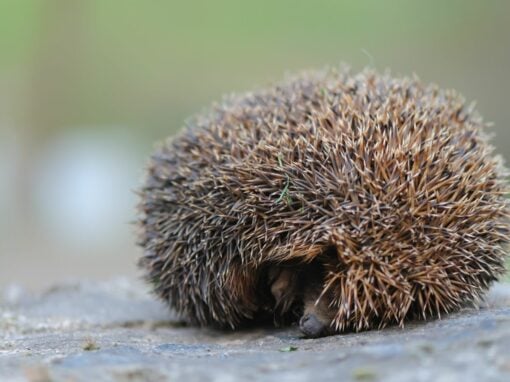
(138, 68, 510, 337)
(268, 262, 337, 337)
(300, 283, 337, 338)
(267, 262, 336, 337)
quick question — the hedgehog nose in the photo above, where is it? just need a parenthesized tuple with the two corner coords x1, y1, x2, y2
(299, 313, 325, 338)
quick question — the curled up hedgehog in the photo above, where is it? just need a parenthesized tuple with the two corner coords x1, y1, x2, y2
(137, 68, 510, 338)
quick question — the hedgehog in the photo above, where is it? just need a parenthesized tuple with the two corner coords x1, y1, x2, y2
(137, 68, 510, 338)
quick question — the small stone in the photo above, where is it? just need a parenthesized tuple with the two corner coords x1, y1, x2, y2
(279, 346, 298, 352)
(476, 338, 494, 348)
(24, 365, 52, 382)
(82, 338, 100, 351)
(416, 342, 435, 354)
(352, 367, 377, 381)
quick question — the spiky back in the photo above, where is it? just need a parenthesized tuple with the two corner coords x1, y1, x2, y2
(138, 69, 510, 331)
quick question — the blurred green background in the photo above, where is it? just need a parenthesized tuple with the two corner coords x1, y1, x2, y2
(1, 0, 510, 290)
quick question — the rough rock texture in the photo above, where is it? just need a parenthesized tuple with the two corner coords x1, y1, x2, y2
(1, 279, 510, 382)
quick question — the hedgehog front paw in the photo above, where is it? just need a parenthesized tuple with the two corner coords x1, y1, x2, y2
(267, 267, 298, 314)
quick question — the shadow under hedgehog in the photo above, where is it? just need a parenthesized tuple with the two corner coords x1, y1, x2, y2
(137, 68, 510, 338)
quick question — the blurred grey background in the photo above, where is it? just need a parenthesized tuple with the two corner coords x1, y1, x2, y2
(1, 0, 510, 290)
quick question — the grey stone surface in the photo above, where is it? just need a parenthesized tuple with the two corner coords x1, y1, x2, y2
(1, 278, 510, 382)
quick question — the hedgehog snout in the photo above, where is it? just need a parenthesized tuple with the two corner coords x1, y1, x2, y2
(299, 265, 336, 338)
(299, 313, 325, 338)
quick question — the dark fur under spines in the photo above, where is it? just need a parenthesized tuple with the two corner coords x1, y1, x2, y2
(138, 68, 510, 333)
